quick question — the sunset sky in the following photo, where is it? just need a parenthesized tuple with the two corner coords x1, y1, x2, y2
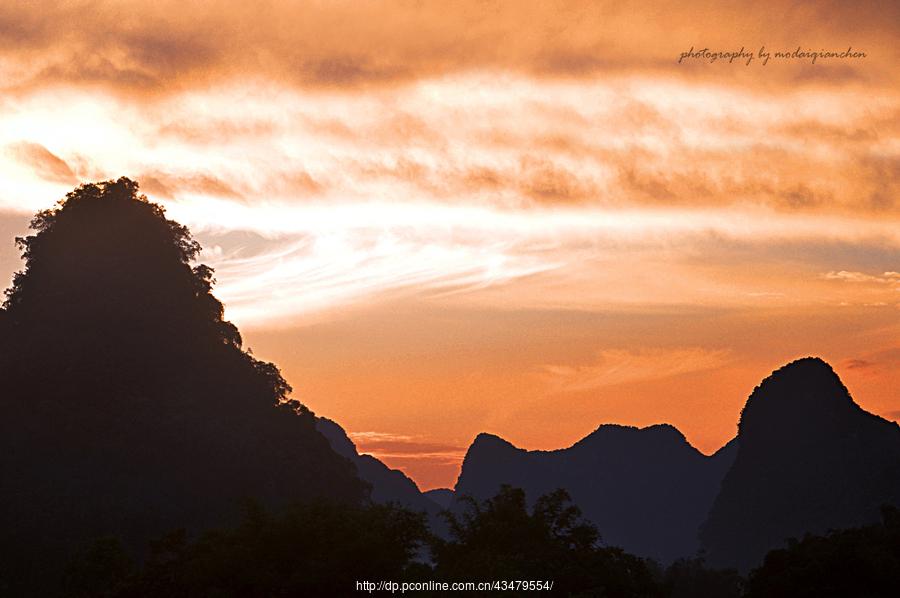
(1, 1, 898, 489)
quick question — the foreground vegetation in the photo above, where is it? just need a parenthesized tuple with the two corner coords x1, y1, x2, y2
(64, 486, 900, 597)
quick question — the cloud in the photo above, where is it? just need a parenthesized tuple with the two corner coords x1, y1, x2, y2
(0, 1, 897, 95)
(818, 271, 900, 308)
(519, 156, 597, 204)
(844, 358, 875, 370)
(823, 271, 900, 284)
(0, 5, 897, 333)
(6, 141, 76, 184)
(841, 347, 900, 375)
(139, 171, 243, 200)
(149, 187, 900, 328)
(349, 431, 467, 461)
(348, 431, 415, 444)
(192, 218, 559, 326)
(5, 67, 897, 220)
(541, 347, 731, 392)
(155, 118, 278, 145)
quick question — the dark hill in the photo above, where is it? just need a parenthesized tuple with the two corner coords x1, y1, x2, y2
(315, 417, 443, 516)
(315, 417, 449, 540)
(699, 357, 900, 571)
(453, 424, 737, 563)
(424, 488, 455, 509)
(0, 179, 365, 595)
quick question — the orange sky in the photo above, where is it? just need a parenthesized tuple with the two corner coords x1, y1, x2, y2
(1, 1, 898, 489)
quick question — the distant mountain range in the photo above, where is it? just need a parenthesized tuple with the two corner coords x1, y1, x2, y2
(453, 425, 737, 564)
(347, 357, 900, 570)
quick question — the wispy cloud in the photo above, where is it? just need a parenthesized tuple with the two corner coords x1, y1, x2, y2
(0, 1, 896, 94)
(196, 220, 559, 325)
(841, 347, 900, 375)
(349, 431, 467, 462)
(823, 271, 900, 284)
(1, 74, 898, 329)
(541, 347, 732, 392)
(844, 358, 875, 370)
(6, 141, 76, 184)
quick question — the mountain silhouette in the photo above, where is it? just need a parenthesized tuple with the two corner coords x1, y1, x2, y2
(315, 417, 444, 518)
(453, 423, 737, 563)
(699, 357, 900, 571)
(424, 488, 455, 509)
(0, 179, 365, 594)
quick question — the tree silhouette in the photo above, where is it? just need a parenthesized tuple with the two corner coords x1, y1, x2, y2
(661, 557, 743, 598)
(745, 505, 900, 598)
(433, 486, 662, 597)
(63, 500, 429, 597)
(0, 179, 365, 596)
(63, 537, 134, 598)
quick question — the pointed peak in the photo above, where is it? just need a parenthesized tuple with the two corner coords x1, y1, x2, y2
(644, 423, 686, 437)
(461, 433, 524, 464)
(738, 357, 857, 436)
(470, 432, 518, 451)
(646, 424, 690, 446)
(774, 356, 835, 376)
(753, 356, 846, 397)
(591, 423, 638, 434)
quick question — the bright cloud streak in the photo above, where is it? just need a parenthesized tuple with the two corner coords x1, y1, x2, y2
(1, 74, 895, 329)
